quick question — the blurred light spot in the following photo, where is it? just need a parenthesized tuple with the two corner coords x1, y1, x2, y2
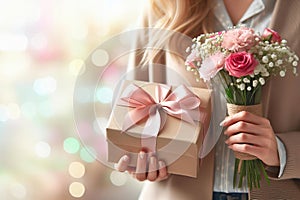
(110, 171, 128, 186)
(7, 103, 21, 120)
(33, 76, 57, 96)
(93, 117, 108, 136)
(35, 141, 51, 158)
(10, 183, 26, 199)
(0, 105, 8, 122)
(91, 49, 109, 67)
(96, 87, 113, 103)
(0, 54, 30, 79)
(30, 33, 48, 51)
(63, 137, 81, 154)
(69, 59, 85, 76)
(80, 147, 96, 163)
(69, 182, 85, 198)
(69, 162, 85, 178)
(0, 33, 28, 51)
(38, 100, 54, 118)
(21, 102, 37, 118)
(74, 87, 91, 103)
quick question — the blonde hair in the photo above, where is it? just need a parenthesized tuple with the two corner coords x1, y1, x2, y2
(140, 0, 214, 65)
(149, 0, 214, 37)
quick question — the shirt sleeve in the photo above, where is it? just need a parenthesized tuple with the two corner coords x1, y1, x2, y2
(276, 136, 286, 177)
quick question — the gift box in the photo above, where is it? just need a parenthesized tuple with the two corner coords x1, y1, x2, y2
(106, 80, 211, 178)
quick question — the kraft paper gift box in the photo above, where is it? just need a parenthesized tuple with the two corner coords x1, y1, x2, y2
(106, 80, 211, 178)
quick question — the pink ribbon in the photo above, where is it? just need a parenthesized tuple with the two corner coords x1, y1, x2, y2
(117, 83, 206, 152)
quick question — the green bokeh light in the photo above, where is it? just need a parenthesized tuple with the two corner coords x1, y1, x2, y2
(63, 137, 81, 154)
(80, 147, 96, 163)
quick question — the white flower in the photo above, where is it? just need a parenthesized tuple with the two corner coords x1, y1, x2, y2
(292, 61, 298, 67)
(259, 51, 263, 55)
(239, 83, 245, 91)
(254, 70, 260, 75)
(236, 79, 242, 83)
(293, 67, 297, 74)
(271, 54, 277, 60)
(277, 59, 283, 65)
(280, 70, 286, 77)
(259, 77, 265, 85)
(243, 78, 250, 83)
(262, 56, 269, 63)
(288, 56, 294, 63)
(269, 62, 274, 67)
(262, 71, 270, 77)
(247, 86, 252, 91)
(253, 80, 258, 87)
(254, 64, 263, 75)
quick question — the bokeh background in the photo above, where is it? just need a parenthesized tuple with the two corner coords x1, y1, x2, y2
(0, 0, 146, 199)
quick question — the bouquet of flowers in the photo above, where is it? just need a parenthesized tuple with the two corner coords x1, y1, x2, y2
(185, 26, 298, 189)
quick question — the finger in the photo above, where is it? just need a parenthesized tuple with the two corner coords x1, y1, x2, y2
(115, 155, 130, 172)
(228, 143, 261, 159)
(220, 111, 263, 127)
(136, 151, 148, 181)
(225, 132, 263, 146)
(224, 121, 264, 137)
(157, 161, 168, 180)
(147, 156, 158, 181)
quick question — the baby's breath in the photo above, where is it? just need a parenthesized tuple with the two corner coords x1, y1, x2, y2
(185, 26, 298, 102)
(185, 26, 299, 191)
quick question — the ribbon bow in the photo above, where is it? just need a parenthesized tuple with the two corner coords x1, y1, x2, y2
(117, 83, 205, 144)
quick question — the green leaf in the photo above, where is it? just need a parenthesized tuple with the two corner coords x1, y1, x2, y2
(238, 160, 246, 188)
(259, 160, 270, 185)
(233, 159, 239, 188)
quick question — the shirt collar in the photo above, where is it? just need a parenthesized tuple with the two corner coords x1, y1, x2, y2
(240, 0, 265, 22)
(213, 0, 265, 29)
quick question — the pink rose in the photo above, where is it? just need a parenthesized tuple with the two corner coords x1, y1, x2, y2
(224, 52, 258, 78)
(185, 49, 201, 68)
(262, 28, 282, 43)
(222, 27, 256, 52)
(199, 53, 225, 81)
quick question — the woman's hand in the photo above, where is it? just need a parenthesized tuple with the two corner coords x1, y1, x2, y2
(115, 151, 169, 182)
(221, 111, 280, 167)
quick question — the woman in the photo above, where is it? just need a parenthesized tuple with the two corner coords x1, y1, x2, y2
(116, 0, 300, 199)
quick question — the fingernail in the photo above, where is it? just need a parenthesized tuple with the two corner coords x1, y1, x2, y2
(225, 140, 228, 144)
(158, 161, 165, 168)
(139, 152, 145, 159)
(114, 163, 118, 169)
(150, 156, 155, 164)
(220, 119, 228, 126)
(122, 155, 129, 162)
